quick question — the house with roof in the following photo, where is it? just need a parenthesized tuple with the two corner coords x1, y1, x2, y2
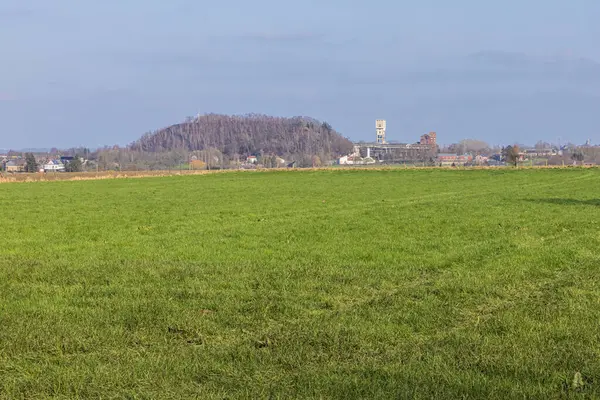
(437, 153, 473, 166)
(474, 155, 489, 165)
(339, 155, 364, 165)
(5, 159, 25, 172)
(43, 160, 65, 172)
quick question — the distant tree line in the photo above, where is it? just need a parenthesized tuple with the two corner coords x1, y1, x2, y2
(126, 113, 354, 168)
(7, 119, 600, 172)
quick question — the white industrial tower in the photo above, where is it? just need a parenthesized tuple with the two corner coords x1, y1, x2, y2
(376, 119, 386, 144)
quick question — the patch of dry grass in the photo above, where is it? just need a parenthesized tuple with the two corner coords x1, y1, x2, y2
(1, 165, 596, 184)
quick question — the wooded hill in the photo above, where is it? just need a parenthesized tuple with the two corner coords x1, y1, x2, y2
(129, 114, 353, 165)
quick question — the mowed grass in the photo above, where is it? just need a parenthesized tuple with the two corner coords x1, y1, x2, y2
(1, 169, 599, 399)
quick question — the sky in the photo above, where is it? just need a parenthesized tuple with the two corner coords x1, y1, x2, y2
(1, 0, 600, 149)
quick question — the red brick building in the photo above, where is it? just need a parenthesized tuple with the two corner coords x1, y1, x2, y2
(420, 132, 437, 146)
(437, 153, 473, 166)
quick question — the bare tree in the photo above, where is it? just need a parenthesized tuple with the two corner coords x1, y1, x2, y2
(571, 150, 585, 165)
(503, 145, 521, 167)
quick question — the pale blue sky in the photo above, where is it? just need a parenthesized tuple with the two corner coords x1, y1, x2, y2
(1, 0, 599, 149)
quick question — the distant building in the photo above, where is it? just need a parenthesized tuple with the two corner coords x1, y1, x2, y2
(339, 155, 363, 165)
(420, 132, 437, 146)
(437, 153, 473, 166)
(246, 156, 258, 164)
(376, 120, 386, 144)
(474, 155, 489, 165)
(524, 149, 555, 158)
(350, 120, 437, 164)
(43, 160, 65, 172)
(5, 160, 25, 172)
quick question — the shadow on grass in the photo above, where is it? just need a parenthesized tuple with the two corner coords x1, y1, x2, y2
(526, 198, 600, 206)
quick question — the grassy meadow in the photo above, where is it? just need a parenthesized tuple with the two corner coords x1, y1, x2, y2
(1, 168, 600, 399)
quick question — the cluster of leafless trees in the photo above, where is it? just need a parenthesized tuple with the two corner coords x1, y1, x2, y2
(127, 113, 353, 167)
(92, 148, 190, 171)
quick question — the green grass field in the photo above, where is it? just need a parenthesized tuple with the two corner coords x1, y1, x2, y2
(1, 169, 600, 399)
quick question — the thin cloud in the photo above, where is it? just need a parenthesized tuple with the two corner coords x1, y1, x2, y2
(0, 6, 35, 20)
(208, 31, 327, 44)
(242, 32, 326, 42)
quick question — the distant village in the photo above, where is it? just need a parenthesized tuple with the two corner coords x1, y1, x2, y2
(2, 119, 599, 173)
(1, 155, 87, 173)
(337, 120, 598, 167)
